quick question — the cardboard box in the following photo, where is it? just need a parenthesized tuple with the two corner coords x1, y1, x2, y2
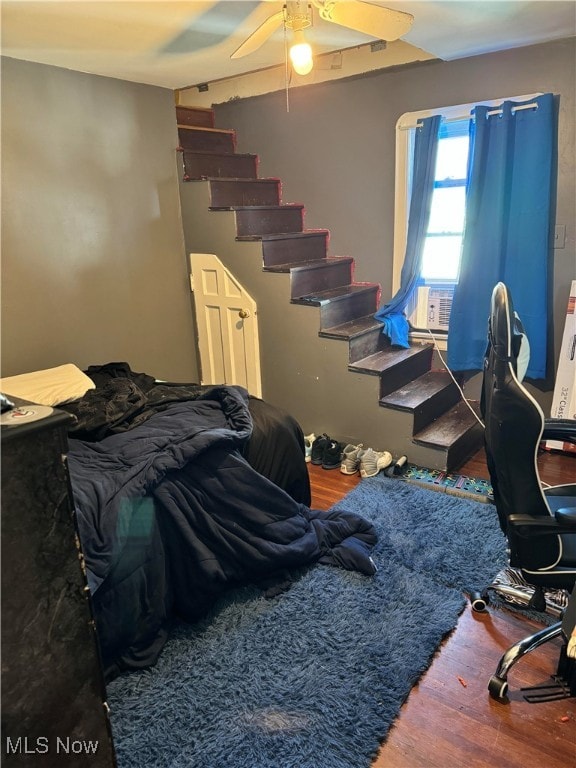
(545, 279, 576, 453)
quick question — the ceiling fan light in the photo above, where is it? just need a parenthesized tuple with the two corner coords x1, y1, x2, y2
(289, 31, 313, 75)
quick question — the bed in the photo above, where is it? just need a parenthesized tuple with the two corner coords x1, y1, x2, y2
(1, 363, 377, 681)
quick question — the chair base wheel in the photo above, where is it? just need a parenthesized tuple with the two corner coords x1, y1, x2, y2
(470, 590, 490, 612)
(489, 675, 509, 700)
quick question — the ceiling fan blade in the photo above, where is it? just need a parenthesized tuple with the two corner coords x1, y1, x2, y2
(318, 1, 413, 41)
(231, 10, 284, 59)
(161, 2, 261, 56)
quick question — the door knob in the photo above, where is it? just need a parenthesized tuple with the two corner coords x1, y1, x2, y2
(238, 309, 250, 319)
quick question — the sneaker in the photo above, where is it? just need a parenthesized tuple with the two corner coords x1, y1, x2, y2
(340, 443, 364, 475)
(304, 433, 316, 463)
(359, 448, 393, 478)
(311, 433, 330, 465)
(321, 438, 344, 470)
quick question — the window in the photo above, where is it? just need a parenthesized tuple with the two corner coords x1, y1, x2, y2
(421, 120, 468, 284)
(393, 94, 540, 342)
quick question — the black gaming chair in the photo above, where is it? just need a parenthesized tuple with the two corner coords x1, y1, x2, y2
(479, 282, 576, 700)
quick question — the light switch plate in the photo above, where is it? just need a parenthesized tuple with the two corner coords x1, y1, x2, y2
(554, 224, 566, 249)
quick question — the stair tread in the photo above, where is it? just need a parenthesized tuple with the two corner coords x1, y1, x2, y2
(292, 283, 379, 306)
(182, 150, 257, 159)
(264, 257, 351, 274)
(182, 149, 235, 156)
(413, 400, 482, 448)
(176, 105, 213, 113)
(260, 230, 328, 244)
(178, 125, 235, 136)
(380, 370, 458, 411)
(209, 177, 280, 184)
(320, 315, 382, 339)
(232, 204, 304, 211)
(350, 344, 432, 374)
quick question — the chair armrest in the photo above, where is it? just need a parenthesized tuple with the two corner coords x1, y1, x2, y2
(508, 510, 576, 537)
(556, 507, 576, 525)
(542, 418, 576, 444)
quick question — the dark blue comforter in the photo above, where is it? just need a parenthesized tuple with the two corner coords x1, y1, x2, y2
(68, 386, 253, 592)
(67, 385, 377, 675)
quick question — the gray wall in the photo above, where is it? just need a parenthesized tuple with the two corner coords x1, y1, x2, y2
(1, 57, 199, 382)
(213, 38, 576, 412)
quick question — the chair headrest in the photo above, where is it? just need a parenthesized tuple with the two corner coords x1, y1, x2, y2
(489, 282, 530, 381)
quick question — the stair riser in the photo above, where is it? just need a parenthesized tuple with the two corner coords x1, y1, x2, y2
(176, 106, 215, 128)
(178, 127, 235, 154)
(411, 384, 462, 433)
(320, 288, 379, 329)
(235, 208, 303, 237)
(348, 327, 388, 363)
(291, 262, 353, 300)
(441, 424, 484, 472)
(379, 349, 434, 398)
(183, 152, 258, 180)
(262, 233, 328, 267)
(209, 180, 280, 208)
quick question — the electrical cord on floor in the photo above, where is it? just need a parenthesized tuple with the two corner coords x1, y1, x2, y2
(424, 328, 486, 429)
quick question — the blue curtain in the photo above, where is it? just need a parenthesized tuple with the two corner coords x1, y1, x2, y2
(448, 93, 555, 378)
(375, 115, 441, 348)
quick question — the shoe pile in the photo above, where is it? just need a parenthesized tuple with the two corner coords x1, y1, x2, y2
(306, 431, 394, 477)
(310, 433, 345, 470)
(339, 443, 393, 478)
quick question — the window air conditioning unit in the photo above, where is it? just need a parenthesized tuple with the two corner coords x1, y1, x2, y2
(411, 286, 454, 332)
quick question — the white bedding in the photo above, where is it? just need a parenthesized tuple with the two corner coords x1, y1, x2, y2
(0, 363, 95, 406)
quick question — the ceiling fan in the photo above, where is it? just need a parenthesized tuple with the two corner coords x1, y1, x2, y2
(231, 1, 414, 75)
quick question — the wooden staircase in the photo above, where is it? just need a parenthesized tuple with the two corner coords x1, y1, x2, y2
(175, 104, 482, 471)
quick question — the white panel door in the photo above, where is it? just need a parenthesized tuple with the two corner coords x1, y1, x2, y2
(189, 253, 262, 397)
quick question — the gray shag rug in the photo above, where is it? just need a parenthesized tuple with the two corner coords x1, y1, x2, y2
(107, 476, 508, 768)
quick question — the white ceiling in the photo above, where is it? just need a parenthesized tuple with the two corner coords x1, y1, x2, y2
(1, 1, 575, 91)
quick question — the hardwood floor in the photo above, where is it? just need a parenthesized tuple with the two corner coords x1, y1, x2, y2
(308, 447, 576, 768)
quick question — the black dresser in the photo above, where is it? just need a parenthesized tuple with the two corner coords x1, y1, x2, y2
(1, 402, 117, 766)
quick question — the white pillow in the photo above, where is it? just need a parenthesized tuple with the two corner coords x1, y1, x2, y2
(0, 364, 95, 406)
